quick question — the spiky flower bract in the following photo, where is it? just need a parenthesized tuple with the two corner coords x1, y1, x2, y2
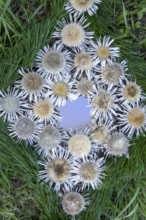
(100, 60, 128, 85)
(61, 191, 88, 216)
(0, 87, 28, 122)
(53, 15, 94, 49)
(71, 155, 105, 190)
(105, 132, 130, 157)
(45, 74, 77, 107)
(31, 98, 61, 125)
(118, 104, 146, 137)
(34, 125, 63, 156)
(15, 68, 48, 102)
(67, 129, 92, 157)
(65, 0, 102, 16)
(9, 113, 43, 144)
(89, 85, 119, 121)
(90, 36, 120, 67)
(35, 43, 72, 77)
(38, 146, 75, 192)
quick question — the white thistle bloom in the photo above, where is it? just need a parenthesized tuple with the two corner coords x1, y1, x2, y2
(75, 75, 95, 97)
(65, 0, 102, 17)
(45, 74, 78, 107)
(71, 155, 106, 190)
(53, 15, 94, 49)
(118, 79, 143, 104)
(89, 85, 119, 121)
(118, 104, 146, 137)
(61, 191, 89, 216)
(34, 125, 64, 156)
(38, 146, 75, 192)
(31, 98, 61, 125)
(72, 48, 97, 78)
(9, 113, 43, 145)
(100, 60, 128, 85)
(66, 129, 92, 157)
(90, 36, 120, 67)
(105, 132, 130, 157)
(35, 43, 72, 77)
(15, 68, 48, 102)
(89, 119, 114, 146)
(0, 87, 28, 122)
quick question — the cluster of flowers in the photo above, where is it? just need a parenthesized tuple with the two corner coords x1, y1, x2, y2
(0, 0, 146, 217)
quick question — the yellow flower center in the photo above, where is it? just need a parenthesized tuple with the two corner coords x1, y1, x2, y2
(80, 162, 98, 180)
(68, 134, 91, 156)
(61, 23, 85, 47)
(47, 158, 70, 182)
(128, 108, 145, 128)
(70, 0, 93, 10)
(77, 78, 93, 96)
(53, 82, 68, 97)
(93, 93, 112, 111)
(96, 46, 110, 59)
(123, 83, 140, 101)
(92, 126, 108, 143)
(101, 63, 122, 84)
(74, 53, 92, 70)
(34, 99, 53, 119)
(22, 72, 43, 93)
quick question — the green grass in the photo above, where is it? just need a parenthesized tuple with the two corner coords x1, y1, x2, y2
(0, 0, 146, 219)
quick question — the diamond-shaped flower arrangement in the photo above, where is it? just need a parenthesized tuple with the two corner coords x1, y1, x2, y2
(0, 0, 146, 217)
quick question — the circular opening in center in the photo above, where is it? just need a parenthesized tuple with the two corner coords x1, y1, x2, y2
(58, 97, 92, 130)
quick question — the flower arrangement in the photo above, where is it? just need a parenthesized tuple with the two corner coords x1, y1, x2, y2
(0, 0, 146, 217)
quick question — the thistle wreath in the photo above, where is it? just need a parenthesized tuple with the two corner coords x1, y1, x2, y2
(0, 0, 146, 217)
